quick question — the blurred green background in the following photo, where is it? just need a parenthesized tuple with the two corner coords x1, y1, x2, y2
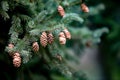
(88, 0, 120, 80)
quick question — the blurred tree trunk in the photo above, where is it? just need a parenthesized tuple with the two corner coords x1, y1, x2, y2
(79, 47, 106, 80)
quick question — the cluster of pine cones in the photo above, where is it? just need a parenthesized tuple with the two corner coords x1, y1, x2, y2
(7, 28, 71, 68)
(32, 28, 71, 52)
(6, 3, 89, 68)
(8, 44, 21, 67)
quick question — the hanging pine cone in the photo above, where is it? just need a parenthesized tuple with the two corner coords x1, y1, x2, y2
(47, 33, 54, 44)
(81, 3, 89, 12)
(12, 52, 21, 67)
(59, 32, 66, 44)
(8, 43, 14, 56)
(58, 5, 65, 17)
(13, 57, 21, 67)
(8, 43, 14, 49)
(32, 42, 39, 52)
(63, 28, 71, 39)
(13, 52, 20, 58)
(40, 32, 48, 47)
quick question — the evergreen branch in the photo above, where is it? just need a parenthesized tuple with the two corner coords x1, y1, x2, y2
(14, 34, 31, 51)
(21, 50, 32, 63)
(34, 10, 48, 23)
(93, 27, 109, 38)
(61, 13, 84, 24)
(12, 2, 35, 17)
(18, 14, 32, 22)
(10, 15, 23, 34)
(29, 29, 41, 36)
(68, 0, 81, 6)
(1, 1, 9, 11)
(68, 27, 92, 40)
(0, 9, 9, 20)
(29, 24, 65, 36)
(9, 32, 19, 44)
(92, 27, 109, 43)
(43, 11, 57, 23)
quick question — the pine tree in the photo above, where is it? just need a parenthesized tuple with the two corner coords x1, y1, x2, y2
(0, 0, 109, 80)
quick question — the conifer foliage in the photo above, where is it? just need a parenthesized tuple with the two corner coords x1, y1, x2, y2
(0, 0, 109, 80)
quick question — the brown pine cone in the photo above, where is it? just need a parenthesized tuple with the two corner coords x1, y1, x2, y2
(13, 52, 20, 57)
(59, 32, 66, 44)
(81, 3, 89, 12)
(32, 42, 39, 52)
(59, 32, 65, 38)
(13, 57, 21, 67)
(47, 33, 54, 44)
(8, 43, 14, 49)
(58, 5, 65, 17)
(59, 37, 66, 44)
(12, 52, 21, 67)
(63, 28, 71, 39)
(8, 43, 14, 56)
(40, 32, 48, 47)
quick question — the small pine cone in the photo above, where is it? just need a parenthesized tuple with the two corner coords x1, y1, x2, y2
(8, 43, 14, 56)
(13, 52, 20, 58)
(40, 32, 48, 47)
(81, 3, 89, 12)
(13, 52, 21, 67)
(63, 29, 71, 39)
(58, 5, 65, 17)
(59, 37, 66, 44)
(59, 32, 66, 38)
(47, 33, 54, 44)
(13, 53, 20, 62)
(59, 32, 66, 44)
(13, 57, 21, 67)
(8, 43, 14, 49)
(32, 42, 39, 52)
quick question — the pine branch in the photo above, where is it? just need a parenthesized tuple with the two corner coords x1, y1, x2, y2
(1, 1, 9, 11)
(62, 13, 84, 24)
(0, 9, 9, 20)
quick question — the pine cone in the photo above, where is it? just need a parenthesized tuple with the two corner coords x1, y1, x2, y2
(13, 52, 20, 57)
(8, 43, 14, 56)
(59, 32, 66, 44)
(58, 5, 65, 17)
(8, 43, 14, 49)
(59, 37, 66, 44)
(32, 42, 39, 52)
(63, 28, 71, 39)
(40, 32, 48, 47)
(12, 52, 21, 67)
(13, 57, 21, 67)
(59, 32, 66, 38)
(47, 33, 54, 44)
(81, 3, 89, 12)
